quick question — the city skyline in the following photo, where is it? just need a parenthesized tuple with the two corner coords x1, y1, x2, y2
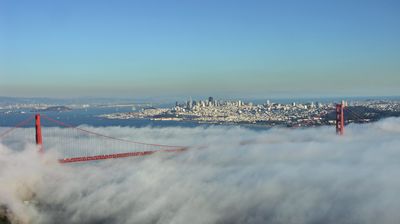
(1, 0, 400, 97)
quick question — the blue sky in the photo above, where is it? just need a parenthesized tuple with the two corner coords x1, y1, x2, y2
(0, 0, 399, 98)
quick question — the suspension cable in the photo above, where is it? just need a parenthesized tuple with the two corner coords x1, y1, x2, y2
(0, 114, 35, 139)
(345, 108, 366, 121)
(40, 114, 185, 149)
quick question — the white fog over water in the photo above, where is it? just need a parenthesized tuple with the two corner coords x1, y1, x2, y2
(1, 118, 400, 224)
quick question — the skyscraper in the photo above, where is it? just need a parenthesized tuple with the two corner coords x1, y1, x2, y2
(208, 97, 214, 106)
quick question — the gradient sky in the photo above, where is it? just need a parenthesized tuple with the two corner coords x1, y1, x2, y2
(0, 0, 399, 98)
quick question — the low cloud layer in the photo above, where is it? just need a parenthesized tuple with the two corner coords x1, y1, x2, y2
(1, 118, 400, 224)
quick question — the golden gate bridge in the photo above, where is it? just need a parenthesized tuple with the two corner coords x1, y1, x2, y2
(0, 102, 367, 163)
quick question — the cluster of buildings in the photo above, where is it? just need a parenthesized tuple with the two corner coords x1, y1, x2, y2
(103, 97, 333, 127)
(351, 100, 400, 113)
(100, 97, 400, 127)
(169, 97, 331, 127)
(175, 97, 325, 112)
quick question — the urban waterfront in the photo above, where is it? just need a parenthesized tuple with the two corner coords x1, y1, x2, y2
(101, 97, 400, 128)
(2, 96, 400, 129)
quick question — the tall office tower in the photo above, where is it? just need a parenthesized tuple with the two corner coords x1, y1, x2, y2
(208, 97, 214, 106)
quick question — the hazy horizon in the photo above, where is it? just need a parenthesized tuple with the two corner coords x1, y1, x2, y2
(1, 94, 400, 105)
(1, 0, 400, 97)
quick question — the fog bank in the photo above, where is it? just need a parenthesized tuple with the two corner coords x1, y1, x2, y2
(1, 118, 400, 224)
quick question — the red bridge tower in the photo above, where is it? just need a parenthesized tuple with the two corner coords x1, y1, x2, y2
(336, 101, 345, 135)
(35, 114, 43, 153)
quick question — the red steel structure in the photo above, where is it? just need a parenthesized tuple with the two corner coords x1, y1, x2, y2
(35, 114, 44, 153)
(33, 114, 187, 163)
(59, 147, 188, 163)
(1, 105, 352, 164)
(336, 103, 345, 135)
